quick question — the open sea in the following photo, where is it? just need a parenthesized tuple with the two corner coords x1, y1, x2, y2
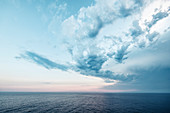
(0, 92, 170, 113)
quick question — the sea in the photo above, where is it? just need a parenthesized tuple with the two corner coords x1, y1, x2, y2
(0, 92, 170, 113)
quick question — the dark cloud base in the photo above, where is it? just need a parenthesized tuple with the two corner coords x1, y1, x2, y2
(20, 51, 134, 81)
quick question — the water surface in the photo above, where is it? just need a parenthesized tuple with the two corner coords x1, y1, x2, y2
(0, 92, 170, 113)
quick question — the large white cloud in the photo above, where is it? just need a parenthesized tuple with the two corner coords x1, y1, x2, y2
(22, 0, 170, 82)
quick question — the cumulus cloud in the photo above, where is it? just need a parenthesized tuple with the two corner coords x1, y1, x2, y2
(104, 30, 170, 77)
(20, 0, 170, 82)
(146, 10, 169, 29)
(62, 0, 144, 38)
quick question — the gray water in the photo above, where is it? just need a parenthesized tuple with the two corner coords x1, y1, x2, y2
(0, 92, 170, 113)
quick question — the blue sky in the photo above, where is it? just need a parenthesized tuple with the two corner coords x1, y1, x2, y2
(0, 0, 170, 92)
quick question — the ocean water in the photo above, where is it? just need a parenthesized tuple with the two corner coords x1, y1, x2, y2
(0, 93, 170, 113)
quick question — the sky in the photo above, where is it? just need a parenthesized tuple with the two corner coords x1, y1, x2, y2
(0, 0, 170, 93)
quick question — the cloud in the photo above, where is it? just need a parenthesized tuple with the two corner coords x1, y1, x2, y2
(71, 54, 133, 81)
(129, 20, 144, 38)
(146, 10, 169, 29)
(18, 51, 134, 81)
(62, 0, 144, 39)
(20, 51, 68, 71)
(88, 17, 103, 38)
(103, 67, 170, 93)
(114, 44, 129, 63)
(20, 0, 170, 83)
(146, 31, 159, 41)
(103, 31, 170, 75)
